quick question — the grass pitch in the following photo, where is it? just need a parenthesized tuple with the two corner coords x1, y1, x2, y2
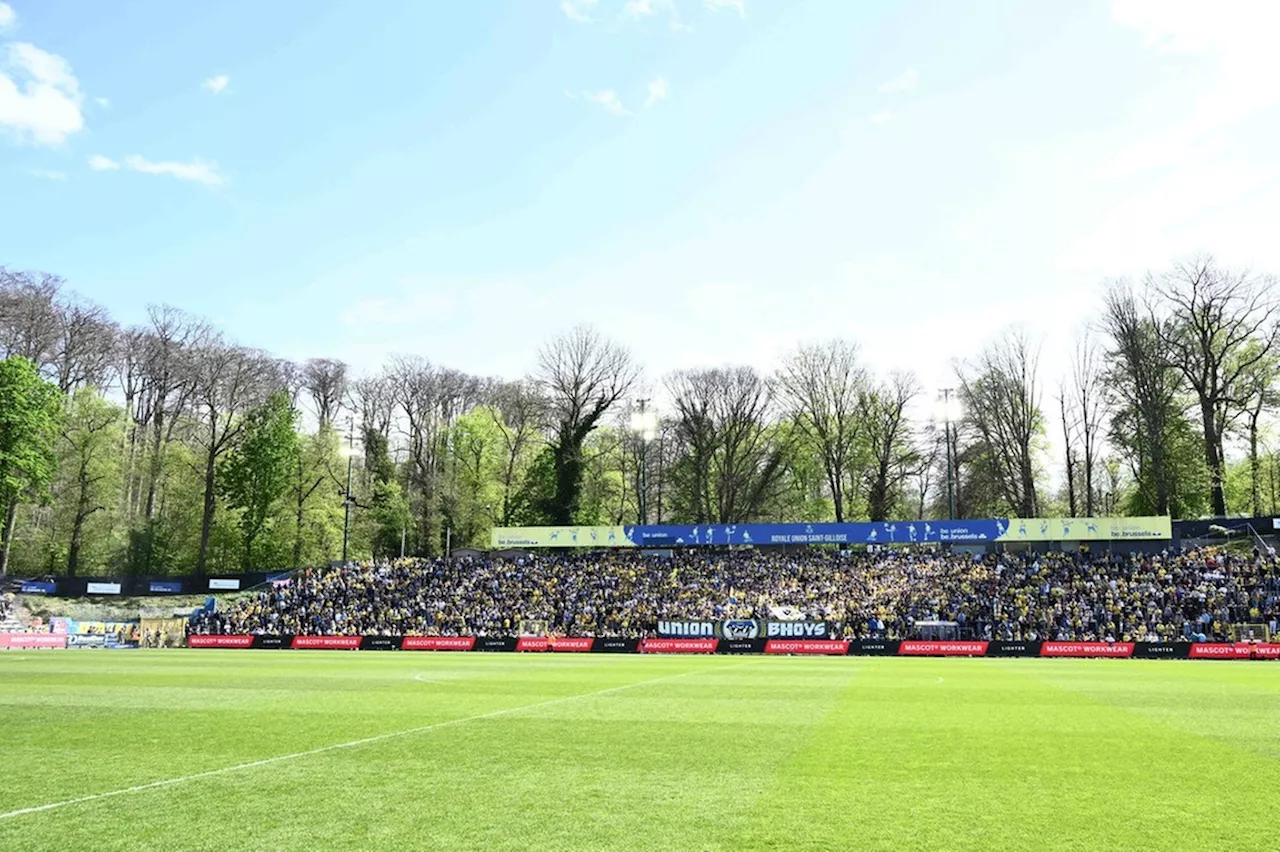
(1, 652, 1277, 851)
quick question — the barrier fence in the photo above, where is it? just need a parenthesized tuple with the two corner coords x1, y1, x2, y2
(179, 635, 1280, 660)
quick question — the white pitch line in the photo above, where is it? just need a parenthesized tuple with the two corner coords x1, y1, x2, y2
(0, 666, 704, 822)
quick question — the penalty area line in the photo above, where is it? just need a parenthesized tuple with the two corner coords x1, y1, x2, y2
(0, 666, 705, 821)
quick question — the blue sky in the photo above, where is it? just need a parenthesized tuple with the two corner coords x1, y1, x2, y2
(2, 0, 1278, 401)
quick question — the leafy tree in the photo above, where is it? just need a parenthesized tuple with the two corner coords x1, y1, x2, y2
(219, 392, 300, 570)
(57, 389, 124, 575)
(0, 356, 63, 575)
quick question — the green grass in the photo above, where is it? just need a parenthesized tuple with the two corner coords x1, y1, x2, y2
(1, 652, 1277, 851)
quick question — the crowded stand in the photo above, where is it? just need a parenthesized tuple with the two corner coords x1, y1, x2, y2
(188, 548, 1280, 643)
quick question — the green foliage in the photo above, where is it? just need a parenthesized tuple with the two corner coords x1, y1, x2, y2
(0, 356, 63, 574)
(219, 392, 301, 570)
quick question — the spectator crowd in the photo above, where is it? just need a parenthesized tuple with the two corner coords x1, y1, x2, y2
(189, 547, 1280, 643)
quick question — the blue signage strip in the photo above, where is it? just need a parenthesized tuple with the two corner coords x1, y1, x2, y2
(20, 581, 56, 594)
(625, 520, 1007, 547)
(149, 581, 184, 594)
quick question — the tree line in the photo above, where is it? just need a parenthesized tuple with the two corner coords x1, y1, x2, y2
(0, 256, 1277, 576)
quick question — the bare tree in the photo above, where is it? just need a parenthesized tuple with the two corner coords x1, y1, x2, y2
(860, 371, 920, 521)
(956, 330, 1042, 518)
(1151, 257, 1280, 517)
(537, 327, 638, 525)
(303, 358, 348, 428)
(1100, 282, 1182, 516)
(1230, 345, 1280, 517)
(50, 296, 118, 394)
(486, 379, 547, 526)
(774, 340, 865, 522)
(0, 268, 61, 367)
(665, 366, 787, 523)
(1058, 387, 1079, 517)
(190, 342, 280, 573)
(1071, 333, 1107, 515)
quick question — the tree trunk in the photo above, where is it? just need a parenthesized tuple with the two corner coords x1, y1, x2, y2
(196, 444, 218, 575)
(1249, 411, 1262, 518)
(0, 500, 16, 576)
(1200, 401, 1227, 517)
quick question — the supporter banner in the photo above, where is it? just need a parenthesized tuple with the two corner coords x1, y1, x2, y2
(656, 620, 717, 638)
(720, 638, 767, 655)
(1190, 642, 1280, 660)
(1001, 517, 1171, 542)
(490, 526, 633, 549)
(1132, 643, 1190, 659)
(254, 635, 291, 649)
(987, 641, 1042, 657)
(209, 578, 241, 591)
(360, 635, 401, 651)
(492, 517, 1173, 549)
(19, 581, 55, 594)
(475, 636, 518, 652)
(720, 619, 762, 640)
(847, 639, 900, 656)
(85, 582, 121, 595)
(764, 621, 834, 639)
(592, 637, 639, 654)
(641, 638, 718, 654)
(402, 636, 476, 651)
(765, 639, 851, 655)
(1, 633, 67, 649)
(188, 634, 254, 648)
(898, 641, 990, 656)
(1040, 642, 1134, 658)
(148, 581, 183, 594)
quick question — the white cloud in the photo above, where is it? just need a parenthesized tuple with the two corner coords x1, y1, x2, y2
(123, 154, 224, 185)
(868, 111, 892, 125)
(0, 3, 16, 32)
(705, 0, 745, 17)
(1106, 1, 1280, 176)
(878, 68, 918, 94)
(0, 42, 85, 145)
(581, 89, 631, 116)
(89, 153, 224, 185)
(95, 96, 110, 109)
(624, 0, 657, 16)
(202, 74, 230, 95)
(644, 76, 668, 108)
(28, 168, 67, 181)
(561, 0, 598, 22)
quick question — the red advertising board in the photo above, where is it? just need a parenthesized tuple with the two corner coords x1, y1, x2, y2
(898, 641, 989, 657)
(187, 634, 254, 648)
(291, 635, 361, 650)
(551, 637, 594, 653)
(1041, 642, 1135, 658)
(641, 638, 718, 654)
(515, 636, 549, 652)
(1190, 642, 1280, 659)
(1, 633, 67, 649)
(402, 636, 476, 651)
(764, 639, 851, 655)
